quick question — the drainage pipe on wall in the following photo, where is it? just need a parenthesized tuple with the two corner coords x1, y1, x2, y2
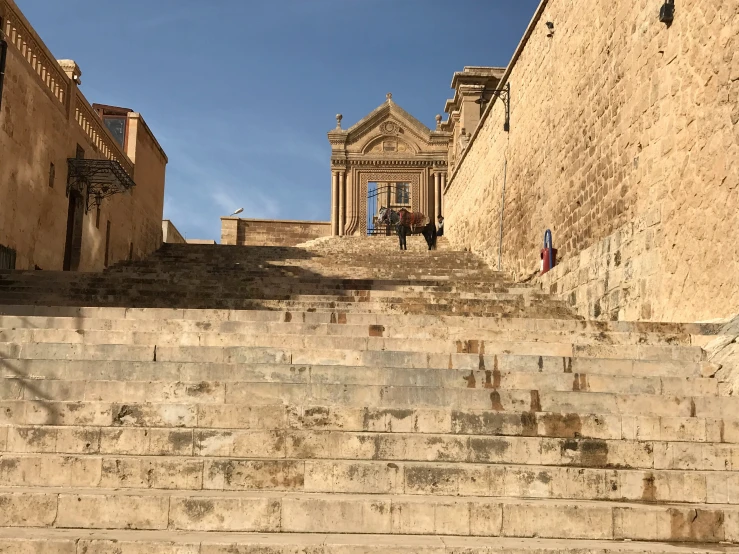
(497, 156, 507, 271)
(0, 30, 7, 111)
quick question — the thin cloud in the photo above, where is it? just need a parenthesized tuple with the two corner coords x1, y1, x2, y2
(135, 7, 198, 30)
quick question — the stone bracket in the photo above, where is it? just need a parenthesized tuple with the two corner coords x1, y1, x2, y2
(479, 82, 511, 132)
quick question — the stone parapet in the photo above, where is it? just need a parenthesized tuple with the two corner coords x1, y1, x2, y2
(161, 221, 185, 244)
(221, 217, 331, 247)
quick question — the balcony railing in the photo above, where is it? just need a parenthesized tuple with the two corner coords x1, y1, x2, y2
(1, 0, 66, 107)
(1, 0, 133, 176)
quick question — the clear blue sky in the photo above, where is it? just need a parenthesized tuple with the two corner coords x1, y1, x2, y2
(18, 0, 539, 241)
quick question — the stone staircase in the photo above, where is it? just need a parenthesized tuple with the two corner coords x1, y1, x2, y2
(0, 236, 736, 553)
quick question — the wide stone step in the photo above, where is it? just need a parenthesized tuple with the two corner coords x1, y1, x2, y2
(1, 453, 738, 505)
(1, 380, 730, 417)
(0, 316, 705, 347)
(0, 334, 706, 362)
(0, 305, 720, 336)
(5, 420, 739, 468)
(0, 373, 724, 414)
(3, 412, 739, 470)
(0, 282, 528, 296)
(0, 271, 507, 284)
(1, 487, 737, 540)
(0, 528, 734, 554)
(0, 294, 573, 317)
(0, 292, 567, 312)
(0, 361, 719, 398)
(1, 352, 712, 383)
(4, 266, 504, 279)
(12, 270, 491, 280)
(0, 294, 566, 309)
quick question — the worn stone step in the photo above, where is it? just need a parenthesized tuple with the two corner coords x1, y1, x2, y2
(0, 528, 736, 554)
(0, 295, 570, 318)
(0, 268, 505, 282)
(0, 279, 513, 293)
(2, 453, 738, 505)
(0, 288, 537, 303)
(0, 376, 725, 416)
(0, 362, 719, 398)
(3, 416, 739, 471)
(1, 270, 505, 284)
(0, 357, 712, 388)
(0, 336, 706, 363)
(0, 323, 701, 353)
(6, 398, 736, 445)
(0, 305, 720, 337)
(5, 326, 636, 351)
(0, 315, 705, 347)
(0, 350, 703, 376)
(0, 487, 737, 540)
(0, 294, 572, 317)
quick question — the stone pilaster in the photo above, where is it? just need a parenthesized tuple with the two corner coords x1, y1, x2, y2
(331, 172, 339, 236)
(338, 171, 346, 236)
(434, 171, 440, 223)
(440, 173, 446, 217)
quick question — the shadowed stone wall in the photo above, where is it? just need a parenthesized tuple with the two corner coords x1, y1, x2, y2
(444, 0, 738, 322)
(0, 0, 167, 271)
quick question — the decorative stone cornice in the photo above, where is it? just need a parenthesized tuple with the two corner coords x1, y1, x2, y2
(332, 158, 443, 168)
(444, 67, 505, 116)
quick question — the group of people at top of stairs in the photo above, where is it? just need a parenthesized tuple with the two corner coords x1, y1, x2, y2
(379, 207, 445, 251)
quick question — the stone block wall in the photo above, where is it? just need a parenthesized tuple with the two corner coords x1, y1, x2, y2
(444, 0, 739, 322)
(537, 208, 662, 321)
(221, 218, 331, 247)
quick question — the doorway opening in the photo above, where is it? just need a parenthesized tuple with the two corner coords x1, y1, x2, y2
(63, 191, 84, 271)
(366, 182, 411, 236)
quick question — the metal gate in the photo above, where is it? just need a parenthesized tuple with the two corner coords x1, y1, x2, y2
(0, 245, 16, 270)
(366, 182, 411, 236)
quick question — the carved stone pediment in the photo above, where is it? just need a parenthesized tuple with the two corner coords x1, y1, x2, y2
(330, 95, 450, 155)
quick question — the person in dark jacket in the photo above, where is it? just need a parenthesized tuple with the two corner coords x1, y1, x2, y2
(437, 215, 444, 237)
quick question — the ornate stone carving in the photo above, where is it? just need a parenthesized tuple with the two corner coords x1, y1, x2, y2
(381, 121, 399, 135)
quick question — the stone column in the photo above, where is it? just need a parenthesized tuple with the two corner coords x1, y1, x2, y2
(331, 172, 339, 236)
(338, 171, 346, 236)
(433, 172, 440, 222)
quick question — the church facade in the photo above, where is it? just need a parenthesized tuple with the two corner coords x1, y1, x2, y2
(327, 94, 451, 237)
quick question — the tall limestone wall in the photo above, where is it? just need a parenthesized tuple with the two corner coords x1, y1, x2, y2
(444, 0, 738, 322)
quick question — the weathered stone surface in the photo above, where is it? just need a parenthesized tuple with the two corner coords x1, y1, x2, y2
(0, 151, 732, 554)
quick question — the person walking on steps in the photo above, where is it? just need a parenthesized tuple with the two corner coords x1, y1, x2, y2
(437, 215, 444, 237)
